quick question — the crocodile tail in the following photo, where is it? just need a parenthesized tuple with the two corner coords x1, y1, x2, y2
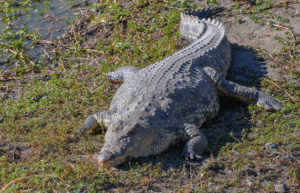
(180, 6, 224, 43)
(185, 6, 224, 20)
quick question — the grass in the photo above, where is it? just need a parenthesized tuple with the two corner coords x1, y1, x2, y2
(0, 0, 300, 192)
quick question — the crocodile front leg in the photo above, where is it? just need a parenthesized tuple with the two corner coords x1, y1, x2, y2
(203, 67, 284, 111)
(77, 111, 113, 133)
(107, 66, 141, 83)
(180, 123, 208, 160)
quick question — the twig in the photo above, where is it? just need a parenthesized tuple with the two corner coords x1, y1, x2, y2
(57, 0, 88, 15)
(0, 176, 32, 193)
(144, 8, 160, 23)
(225, 2, 248, 8)
(165, 5, 186, 11)
(37, 40, 59, 45)
(85, 49, 104, 53)
(73, 30, 78, 44)
(49, 30, 53, 41)
(41, 22, 53, 40)
(214, 120, 249, 126)
(0, 63, 7, 75)
(39, 46, 50, 58)
(265, 79, 299, 102)
(288, 30, 296, 61)
(229, 0, 296, 16)
(253, 19, 296, 62)
(37, 40, 104, 53)
(8, 49, 16, 54)
(254, 48, 281, 64)
(9, 22, 19, 29)
(8, 48, 35, 66)
(10, 148, 43, 170)
(0, 85, 9, 90)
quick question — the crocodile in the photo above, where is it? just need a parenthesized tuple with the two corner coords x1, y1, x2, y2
(77, 7, 283, 167)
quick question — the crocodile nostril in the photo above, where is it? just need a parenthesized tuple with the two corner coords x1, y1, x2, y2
(98, 154, 106, 162)
(98, 150, 115, 163)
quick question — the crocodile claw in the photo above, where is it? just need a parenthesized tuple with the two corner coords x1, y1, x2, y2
(181, 134, 207, 161)
(181, 152, 202, 160)
(256, 93, 283, 111)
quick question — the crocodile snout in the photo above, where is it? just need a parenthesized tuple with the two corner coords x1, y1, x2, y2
(98, 150, 128, 167)
(98, 150, 116, 166)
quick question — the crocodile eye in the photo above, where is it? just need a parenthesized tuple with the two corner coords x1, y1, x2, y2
(112, 120, 124, 132)
(126, 122, 142, 135)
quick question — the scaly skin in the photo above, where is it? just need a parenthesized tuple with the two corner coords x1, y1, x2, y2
(77, 7, 283, 167)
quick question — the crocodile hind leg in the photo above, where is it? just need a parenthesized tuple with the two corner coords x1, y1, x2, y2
(203, 67, 283, 111)
(180, 123, 208, 160)
(77, 111, 113, 133)
(107, 66, 141, 83)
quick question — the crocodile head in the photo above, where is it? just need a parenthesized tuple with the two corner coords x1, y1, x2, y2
(98, 120, 155, 167)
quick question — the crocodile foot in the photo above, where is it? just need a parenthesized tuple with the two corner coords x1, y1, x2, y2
(76, 115, 99, 133)
(181, 135, 208, 160)
(256, 93, 283, 111)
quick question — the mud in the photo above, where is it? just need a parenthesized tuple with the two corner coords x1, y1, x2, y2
(0, 141, 32, 163)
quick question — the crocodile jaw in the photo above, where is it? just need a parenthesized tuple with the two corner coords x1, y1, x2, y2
(98, 127, 155, 167)
(98, 157, 128, 168)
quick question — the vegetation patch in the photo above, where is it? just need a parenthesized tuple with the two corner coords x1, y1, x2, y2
(0, 0, 299, 192)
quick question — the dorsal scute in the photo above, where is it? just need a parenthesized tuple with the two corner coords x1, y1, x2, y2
(182, 7, 225, 30)
(207, 18, 224, 30)
(182, 12, 200, 24)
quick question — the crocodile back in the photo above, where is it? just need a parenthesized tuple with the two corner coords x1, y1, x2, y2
(110, 9, 231, 115)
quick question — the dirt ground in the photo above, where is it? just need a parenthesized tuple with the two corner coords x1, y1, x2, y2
(0, 0, 299, 192)
(218, 0, 300, 85)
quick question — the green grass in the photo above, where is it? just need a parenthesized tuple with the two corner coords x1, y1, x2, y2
(0, 0, 300, 192)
